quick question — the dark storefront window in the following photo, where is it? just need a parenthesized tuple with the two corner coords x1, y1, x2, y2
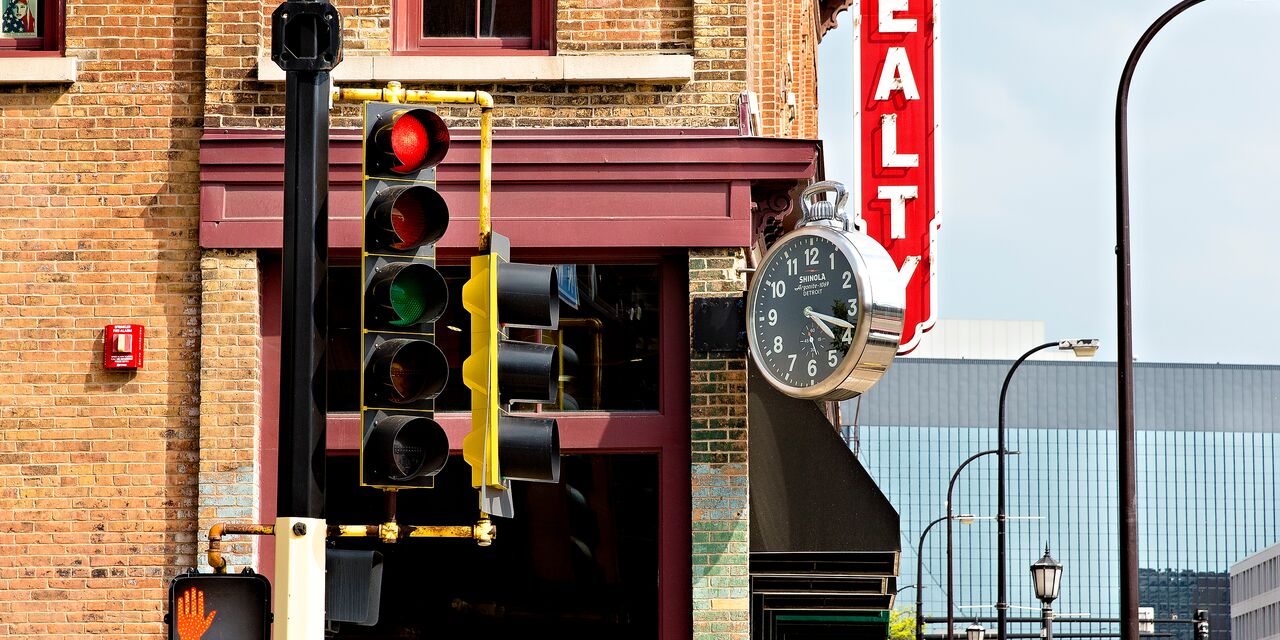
(328, 262, 663, 415)
(324, 452, 660, 639)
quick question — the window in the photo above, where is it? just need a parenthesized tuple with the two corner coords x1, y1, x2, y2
(0, 0, 61, 53)
(393, 0, 553, 54)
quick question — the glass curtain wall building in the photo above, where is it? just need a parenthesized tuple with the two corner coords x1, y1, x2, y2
(843, 358, 1280, 640)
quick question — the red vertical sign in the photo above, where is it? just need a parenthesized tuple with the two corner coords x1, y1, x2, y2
(854, 0, 938, 354)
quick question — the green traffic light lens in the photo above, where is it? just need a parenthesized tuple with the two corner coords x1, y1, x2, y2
(368, 262, 447, 330)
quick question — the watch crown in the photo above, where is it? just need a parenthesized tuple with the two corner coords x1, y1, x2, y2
(799, 181, 849, 226)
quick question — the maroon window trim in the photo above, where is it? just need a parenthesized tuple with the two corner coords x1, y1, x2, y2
(392, 0, 554, 55)
(259, 252, 691, 639)
(0, 0, 65, 55)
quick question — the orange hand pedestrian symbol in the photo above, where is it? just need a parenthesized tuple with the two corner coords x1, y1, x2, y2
(176, 587, 217, 640)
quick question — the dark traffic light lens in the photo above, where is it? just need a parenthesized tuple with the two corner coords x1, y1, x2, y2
(364, 414, 448, 481)
(367, 262, 447, 329)
(368, 185, 448, 252)
(368, 338, 448, 404)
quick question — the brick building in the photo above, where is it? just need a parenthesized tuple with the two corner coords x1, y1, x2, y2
(0, 0, 897, 638)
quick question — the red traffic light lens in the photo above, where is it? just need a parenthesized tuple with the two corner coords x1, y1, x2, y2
(390, 115, 429, 173)
(370, 108, 450, 175)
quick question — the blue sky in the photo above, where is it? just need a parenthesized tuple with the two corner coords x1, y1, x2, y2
(818, 1, 1280, 364)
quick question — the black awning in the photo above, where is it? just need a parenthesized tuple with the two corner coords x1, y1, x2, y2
(747, 362, 900, 554)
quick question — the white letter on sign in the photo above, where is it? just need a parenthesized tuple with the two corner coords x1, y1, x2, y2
(877, 185, 918, 240)
(881, 114, 919, 168)
(875, 48, 920, 100)
(879, 0, 917, 33)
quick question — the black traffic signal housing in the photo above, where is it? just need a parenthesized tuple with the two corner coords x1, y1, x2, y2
(359, 102, 453, 489)
(167, 570, 271, 640)
(462, 232, 563, 517)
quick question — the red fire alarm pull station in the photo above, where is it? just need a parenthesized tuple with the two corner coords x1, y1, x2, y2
(104, 324, 144, 369)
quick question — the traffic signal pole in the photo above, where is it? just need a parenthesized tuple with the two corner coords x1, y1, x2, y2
(271, 2, 342, 638)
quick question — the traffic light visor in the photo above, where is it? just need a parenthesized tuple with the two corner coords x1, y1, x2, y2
(367, 262, 448, 329)
(364, 414, 449, 481)
(367, 185, 448, 252)
(371, 108, 450, 174)
(367, 338, 449, 404)
(499, 414, 561, 483)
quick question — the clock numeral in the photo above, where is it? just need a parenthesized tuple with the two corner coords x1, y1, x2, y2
(773, 335, 783, 353)
(842, 271, 852, 289)
(805, 248, 819, 266)
(807, 359, 817, 377)
(829, 252, 836, 270)
(848, 298, 856, 313)
(786, 258, 797, 276)
(828, 350, 838, 367)
(767, 309, 777, 326)
(787, 354, 797, 372)
(771, 280, 786, 299)
(842, 327, 852, 342)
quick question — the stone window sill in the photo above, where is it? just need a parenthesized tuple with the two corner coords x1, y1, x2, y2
(0, 56, 77, 84)
(256, 53, 693, 84)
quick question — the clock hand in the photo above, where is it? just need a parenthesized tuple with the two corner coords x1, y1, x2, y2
(809, 309, 855, 330)
(804, 308, 836, 339)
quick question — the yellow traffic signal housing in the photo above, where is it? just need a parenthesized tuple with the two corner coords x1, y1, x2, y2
(462, 231, 562, 518)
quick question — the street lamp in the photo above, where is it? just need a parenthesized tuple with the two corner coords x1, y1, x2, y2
(946, 451, 1010, 639)
(967, 621, 987, 640)
(997, 340, 1097, 640)
(1115, 3, 1206, 639)
(1030, 545, 1064, 640)
(919, 514, 980, 640)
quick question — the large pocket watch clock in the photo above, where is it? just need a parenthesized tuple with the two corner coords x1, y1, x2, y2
(746, 181, 905, 401)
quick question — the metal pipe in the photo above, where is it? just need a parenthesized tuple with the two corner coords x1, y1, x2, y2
(947, 449, 1000, 639)
(207, 523, 276, 574)
(998, 342, 1058, 640)
(1115, 4, 1206, 639)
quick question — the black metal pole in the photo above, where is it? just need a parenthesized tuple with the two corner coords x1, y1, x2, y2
(1115, 4, 1204, 640)
(272, 1, 342, 519)
(919, 515, 950, 640)
(1042, 602, 1054, 640)
(999, 342, 1058, 640)
(947, 449, 999, 640)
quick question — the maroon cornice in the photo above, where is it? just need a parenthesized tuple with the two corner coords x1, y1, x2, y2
(199, 128, 819, 250)
(818, 0, 855, 38)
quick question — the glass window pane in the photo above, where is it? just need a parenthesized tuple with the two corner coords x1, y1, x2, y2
(2, 0, 40, 38)
(423, 0, 476, 37)
(484, 0, 532, 38)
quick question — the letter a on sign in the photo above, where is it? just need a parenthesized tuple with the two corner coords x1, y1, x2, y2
(852, 0, 939, 354)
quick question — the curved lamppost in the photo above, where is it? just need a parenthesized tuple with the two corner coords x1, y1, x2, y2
(996, 340, 1096, 640)
(1115, 3, 1208, 639)
(946, 450, 1005, 639)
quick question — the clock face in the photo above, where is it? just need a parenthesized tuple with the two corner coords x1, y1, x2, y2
(750, 234, 860, 389)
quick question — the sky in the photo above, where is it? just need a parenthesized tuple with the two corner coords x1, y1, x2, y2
(817, 0, 1280, 364)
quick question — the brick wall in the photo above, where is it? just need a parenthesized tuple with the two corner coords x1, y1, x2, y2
(196, 251, 261, 572)
(0, 0, 206, 635)
(558, 0, 694, 52)
(750, 0, 820, 139)
(205, 0, 742, 131)
(689, 248, 750, 640)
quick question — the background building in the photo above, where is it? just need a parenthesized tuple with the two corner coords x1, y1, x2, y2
(0, 1, 887, 639)
(844, 325, 1280, 640)
(1232, 541, 1280, 640)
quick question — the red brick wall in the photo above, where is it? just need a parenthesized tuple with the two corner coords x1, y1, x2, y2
(750, 0, 820, 139)
(0, 0, 205, 635)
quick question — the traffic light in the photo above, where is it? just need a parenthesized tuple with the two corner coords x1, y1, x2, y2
(462, 231, 563, 517)
(167, 570, 271, 640)
(359, 102, 453, 489)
